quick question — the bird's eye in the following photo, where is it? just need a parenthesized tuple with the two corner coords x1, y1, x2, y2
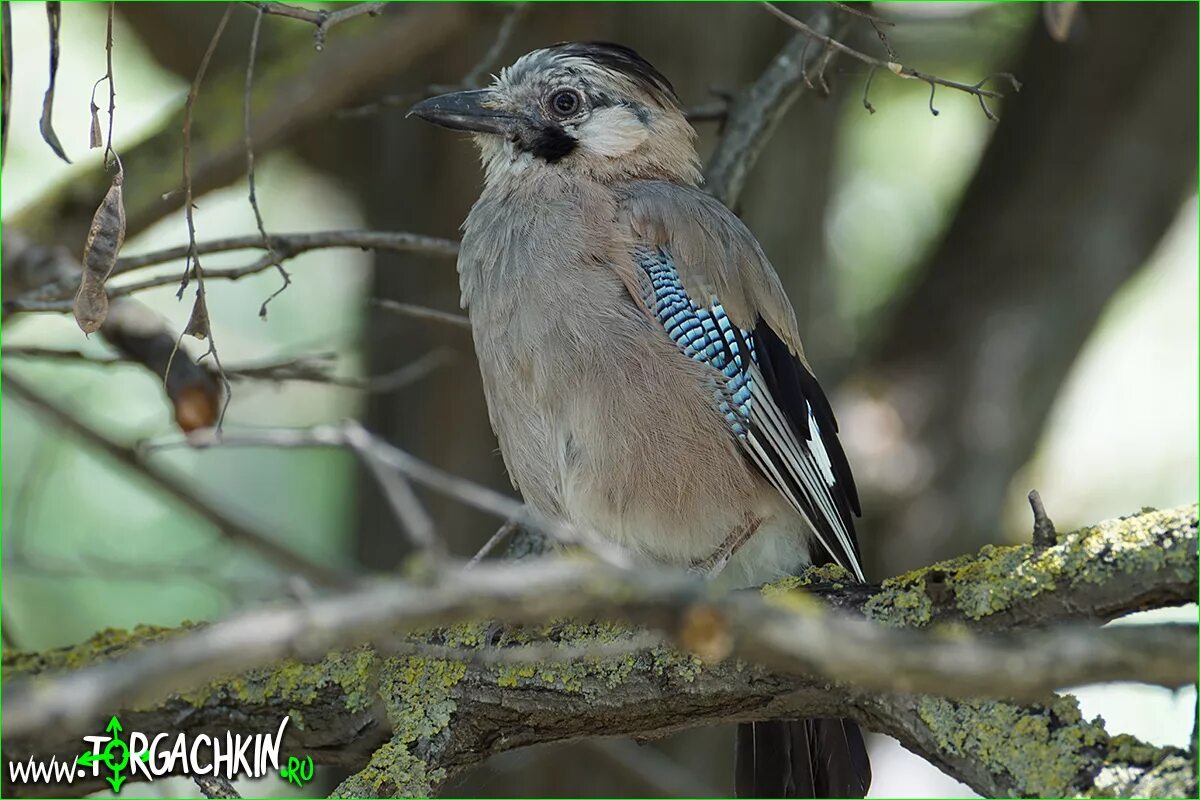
(549, 88, 582, 117)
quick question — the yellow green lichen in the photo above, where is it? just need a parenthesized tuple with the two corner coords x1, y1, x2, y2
(866, 504, 1197, 628)
(917, 694, 1110, 796)
(182, 644, 378, 714)
(1107, 734, 1160, 766)
(3, 623, 194, 678)
(333, 653, 468, 797)
(761, 563, 854, 597)
(333, 737, 445, 798)
(489, 619, 700, 693)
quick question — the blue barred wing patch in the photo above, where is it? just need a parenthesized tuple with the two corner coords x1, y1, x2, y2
(634, 246, 755, 436)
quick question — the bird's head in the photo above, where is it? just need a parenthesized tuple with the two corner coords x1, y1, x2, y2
(409, 42, 701, 186)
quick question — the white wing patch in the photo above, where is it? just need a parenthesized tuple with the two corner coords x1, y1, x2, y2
(743, 364, 865, 582)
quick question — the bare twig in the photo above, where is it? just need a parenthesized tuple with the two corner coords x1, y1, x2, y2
(4, 230, 459, 312)
(243, 4, 290, 318)
(343, 421, 443, 559)
(467, 518, 519, 567)
(862, 64, 878, 113)
(338, 3, 528, 118)
(172, 4, 234, 428)
(247, 1, 387, 49)
(3, 346, 451, 395)
(461, 2, 527, 87)
(705, 6, 849, 206)
(86, 2, 116, 164)
(1, 370, 354, 589)
(373, 298, 471, 330)
(1028, 489, 1057, 548)
(760, 2, 1020, 119)
(149, 422, 632, 567)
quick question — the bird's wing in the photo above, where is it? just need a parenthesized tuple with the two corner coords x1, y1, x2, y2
(617, 180, 864, 580)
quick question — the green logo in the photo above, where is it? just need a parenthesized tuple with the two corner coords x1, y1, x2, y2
(75, 714, 311, 792)
(77, 716, 145, 793)
(279, 754, 315, 787)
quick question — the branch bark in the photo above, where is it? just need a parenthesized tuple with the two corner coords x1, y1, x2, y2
(3, 505, 1195, 798)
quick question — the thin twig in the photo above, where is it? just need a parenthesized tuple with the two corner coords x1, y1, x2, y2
(467, 519, 519, 567)
(86, 2, 116, 166)
(243, 4, 290, 318)
(338, 3, 527, 118)
(862, 64, 878, 113)
(373, 298, 471, 330)
(247, 1, 387, 49)
(760, 2, 1020, 118)
(1028, 489, 1057, 548)
(2, 346, 450, 393)
(150, 422, 632, 567)
(2, 371, 354, 589)
(172, 4, 234, 429)
(462, 2, 527, 87)
(5, 230, 459, 311)
(343, 421, 443, 559)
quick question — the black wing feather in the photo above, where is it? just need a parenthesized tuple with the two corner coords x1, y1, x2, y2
(751, 319, 863, 568)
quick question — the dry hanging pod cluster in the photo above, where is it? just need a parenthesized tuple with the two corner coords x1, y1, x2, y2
(72, 160, 126, 334)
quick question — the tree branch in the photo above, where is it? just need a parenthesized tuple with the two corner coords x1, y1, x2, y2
(1, 371, 353, 589)
(705, 6, 846, 207)
(3, 505, 1195, 798)
(759, 2, 1019, 121)
(4, 230, 459, 313)
(4, 3, 467, 256)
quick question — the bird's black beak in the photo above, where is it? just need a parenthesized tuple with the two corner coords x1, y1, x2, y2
(408, 89, 515, 135)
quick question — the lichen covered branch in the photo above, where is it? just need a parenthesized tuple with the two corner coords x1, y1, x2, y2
(2, 506, 1195, 798)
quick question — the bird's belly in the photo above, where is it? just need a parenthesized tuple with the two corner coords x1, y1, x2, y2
(553, 370, 812, 587)
(469, 264, 811, 586)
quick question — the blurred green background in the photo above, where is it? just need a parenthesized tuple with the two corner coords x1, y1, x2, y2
(2, 2, 1196, 797)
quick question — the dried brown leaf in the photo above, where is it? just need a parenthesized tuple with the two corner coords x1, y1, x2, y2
(184, 291, 211, 341)
(89, 101, 102, 149)
(2, 3, 13, 165)
(38, 1, 69, 163)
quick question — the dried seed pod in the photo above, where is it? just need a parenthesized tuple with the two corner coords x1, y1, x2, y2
(73, 164, 126, 333)
(72, 274, 109, 334)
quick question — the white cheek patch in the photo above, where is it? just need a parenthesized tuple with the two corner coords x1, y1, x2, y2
(577, 106, 649, 159)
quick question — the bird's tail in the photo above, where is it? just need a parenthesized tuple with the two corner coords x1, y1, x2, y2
(736, 719, 871, 798)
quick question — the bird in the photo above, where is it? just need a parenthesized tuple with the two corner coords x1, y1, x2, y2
(410, 42, 871, 798)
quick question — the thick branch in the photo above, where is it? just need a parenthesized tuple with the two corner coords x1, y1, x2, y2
(3, 506, 1195, 798)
